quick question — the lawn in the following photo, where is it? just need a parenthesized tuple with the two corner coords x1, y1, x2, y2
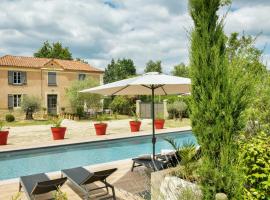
(5, 120, 52, 127)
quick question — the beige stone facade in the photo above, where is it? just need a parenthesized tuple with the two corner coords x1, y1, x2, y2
(0, 56, 103, 114)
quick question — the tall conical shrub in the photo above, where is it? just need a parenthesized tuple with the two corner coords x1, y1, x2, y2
(189, 0, 249, 199)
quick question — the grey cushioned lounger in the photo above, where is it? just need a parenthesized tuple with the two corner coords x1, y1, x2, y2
(61, 167, 117, 200)
(19, 173, 67, 200)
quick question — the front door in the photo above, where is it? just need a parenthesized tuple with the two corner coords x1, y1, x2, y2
(47, 94, 57, 115)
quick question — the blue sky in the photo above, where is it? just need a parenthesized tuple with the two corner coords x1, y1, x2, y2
(0, 0, 269, 73)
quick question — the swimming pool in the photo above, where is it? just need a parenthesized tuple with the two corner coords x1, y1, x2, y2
(0, 131, 195, 180)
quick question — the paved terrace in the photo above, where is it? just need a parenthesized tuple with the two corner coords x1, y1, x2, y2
(0, 119, 191, 152)
(0, 119, 191, 199)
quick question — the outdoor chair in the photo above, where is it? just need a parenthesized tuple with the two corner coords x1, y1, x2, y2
(61, 167, 117, 200)
(19, 173, 67, 200)
(131, 152, 180, 172)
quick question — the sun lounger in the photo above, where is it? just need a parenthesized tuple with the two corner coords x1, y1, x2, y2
(131, 151, 180, 172)
(61, 167, 117, 200)
(19, 173, 67, 200)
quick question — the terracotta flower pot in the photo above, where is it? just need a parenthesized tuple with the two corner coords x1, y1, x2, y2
(94, 123, 107, 135)
(129, 121, 141, 132)
(51, 127, 66, 140)
(154, 119, 165, 129)
(0, 131, 9, 145)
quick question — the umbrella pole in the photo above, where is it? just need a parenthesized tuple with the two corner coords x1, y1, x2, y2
(151, 86, 156, 159)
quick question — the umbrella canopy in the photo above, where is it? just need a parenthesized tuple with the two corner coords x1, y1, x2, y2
(81, 72, 191, 158)
(80, 72, 190, 95)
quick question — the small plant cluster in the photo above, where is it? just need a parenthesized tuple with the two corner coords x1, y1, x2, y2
(0, 120, 4, 131)
(51, 117, 63, 128)
(240, 132, 270, 199)
(53, 189, 68, 200)
(5, 114, 15, 122)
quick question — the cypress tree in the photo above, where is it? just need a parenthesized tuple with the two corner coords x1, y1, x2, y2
(189, 0, 249, 198)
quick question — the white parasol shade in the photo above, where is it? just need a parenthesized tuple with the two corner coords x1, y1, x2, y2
(80, 72, 191, 95)
(80, 72, 191, 158)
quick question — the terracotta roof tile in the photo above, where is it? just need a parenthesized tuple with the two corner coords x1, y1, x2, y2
(0, 55, 103, 73)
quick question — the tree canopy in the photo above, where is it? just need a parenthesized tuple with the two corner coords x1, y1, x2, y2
(144, 60, 162, 73)
(104, 58, 136, 84)
(66, 78, 101, 114)
(34, 41, 73, 60)
(171, 63, 190, 77)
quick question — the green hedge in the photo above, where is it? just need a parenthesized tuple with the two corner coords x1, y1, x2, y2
(241, 132, 270, 199)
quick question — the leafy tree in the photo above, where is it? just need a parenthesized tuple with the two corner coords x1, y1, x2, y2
(171, 63, 190, 77)
(66, 78, 101, 115)
(34, 41, 73, 60)
(144, 60, 162, 73)
(104, 58, 136, 84)
(21, 96, 41, 120)
(189, 0, 249, 198)
(109, 96, 135, 115)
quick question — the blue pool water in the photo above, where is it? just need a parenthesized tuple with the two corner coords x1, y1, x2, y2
(0, 131, 195, 180)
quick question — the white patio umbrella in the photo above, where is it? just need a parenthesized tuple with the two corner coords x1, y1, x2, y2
(80, 72, 191, 158)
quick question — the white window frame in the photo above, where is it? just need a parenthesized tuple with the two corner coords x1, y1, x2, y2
(13, 94, 22, 108)
(13, 71, 22, 84)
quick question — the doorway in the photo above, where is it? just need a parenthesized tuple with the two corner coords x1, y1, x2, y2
(47, 94, 57, 115)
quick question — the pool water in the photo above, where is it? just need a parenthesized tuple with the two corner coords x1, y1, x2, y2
(0, 131, 195, 180)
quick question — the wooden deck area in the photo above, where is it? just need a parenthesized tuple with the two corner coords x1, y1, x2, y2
(0, 159, 151, 200)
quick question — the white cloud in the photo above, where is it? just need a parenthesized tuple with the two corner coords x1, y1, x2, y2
(0, 0, 269, 73)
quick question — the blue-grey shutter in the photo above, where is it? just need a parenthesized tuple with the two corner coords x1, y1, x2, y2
(21, 72, 27, 84)
(8, 71, 13, 85)
(8, 95, 13, 109)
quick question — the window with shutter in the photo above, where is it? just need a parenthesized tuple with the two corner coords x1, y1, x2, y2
(8, 71, 13, 84)
(48, 72, 57, 86)
(21, 72, 27, 84)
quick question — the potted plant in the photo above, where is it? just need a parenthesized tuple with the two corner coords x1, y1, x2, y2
(0, 121, 9, 145)
(129, 112, 141, 132)
(94, 115, 107, 135)
(155, 113, 165, 129)
(51, 118, 66, 140)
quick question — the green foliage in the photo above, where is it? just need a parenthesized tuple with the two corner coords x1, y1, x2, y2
(11, 192, 21, 200)
(51, 118, 63, 128)
(132, 111, 140, 122)
(171, 63, 190, 77)
(188, 0, 249, 198)
(34, 41, 72, 60)
(0, 120, 4, 131)
(66, 78, 101, 113)
(21, 96, 41, 120)
(165, 138, 199, 182)
(53, 188, 68, 200)
(109, 96, 135, 115)
(104, 58, 136, 84)
(156, 112, 164, 120)
(240, 132, 270, 199)
(144, 60, 162, 73)
(5, 114, 15, 122)
(76, 106, 84, 118)
(96, 114, 108, 124)
(167, 101, 188, 120)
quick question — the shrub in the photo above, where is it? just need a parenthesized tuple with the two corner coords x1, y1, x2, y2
(167, 101, 188, 120)
(109, 96, 135, 115)
(76, 106, 84, 118)
(240, 132, 270, 199)
(5, 114, 15, 122)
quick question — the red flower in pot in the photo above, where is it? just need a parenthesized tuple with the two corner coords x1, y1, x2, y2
(94, 115, 107, 135)
(51, 118, 66, 140)
(0, 121, 9, 145)
(129, 112, 141, 132)
(154, 113, 165, 129)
